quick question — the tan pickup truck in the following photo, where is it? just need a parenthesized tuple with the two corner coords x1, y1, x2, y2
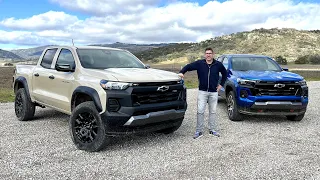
(13, 46, 187, 152)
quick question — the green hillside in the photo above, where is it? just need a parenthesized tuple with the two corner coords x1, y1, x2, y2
(134, 28, 320, 63)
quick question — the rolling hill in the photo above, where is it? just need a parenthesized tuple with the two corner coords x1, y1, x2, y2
(9, 43, 174, 61)
(0, 49, 23, 60)
(10, 45, 53, 60)
(134, 28, 320, 63)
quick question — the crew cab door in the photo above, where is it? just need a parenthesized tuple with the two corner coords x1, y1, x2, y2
(32, 48, 59, 106)
(49, 48, 76, 113)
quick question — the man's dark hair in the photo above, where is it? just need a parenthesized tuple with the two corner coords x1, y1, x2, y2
(205, 47, 214, 52)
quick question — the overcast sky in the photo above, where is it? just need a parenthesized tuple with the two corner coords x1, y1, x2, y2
(0, 0, 320, 50)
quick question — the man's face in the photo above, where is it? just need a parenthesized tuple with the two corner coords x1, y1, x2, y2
(205, 50, 214, 61)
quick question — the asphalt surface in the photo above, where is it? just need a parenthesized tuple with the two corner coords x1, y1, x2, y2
(1, 82, 320, 180)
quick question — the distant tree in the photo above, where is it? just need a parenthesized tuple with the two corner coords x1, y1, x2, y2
(295, 55, 309, 64)
(275, 56, 287, 65)
(4, 62, 13, 66)
(308, 54, 320, 64)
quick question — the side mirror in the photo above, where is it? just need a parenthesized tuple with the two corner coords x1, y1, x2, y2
(56, 64, 75, 72)
(145, 64, 150, 69)
(282, 68, 289, 71)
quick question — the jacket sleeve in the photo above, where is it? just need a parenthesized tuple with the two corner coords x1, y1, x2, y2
(219, 63, 228, 86)
(179, 61, 198, 74)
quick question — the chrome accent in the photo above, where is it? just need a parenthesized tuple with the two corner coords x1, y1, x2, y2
(254, 101, 302, 106)
(124, 109, 185, 126)
(274, 83, 286, 88)
(157, 86, 169, 92)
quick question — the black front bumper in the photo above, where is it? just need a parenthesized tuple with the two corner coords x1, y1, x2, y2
(101, 83, 187, 134)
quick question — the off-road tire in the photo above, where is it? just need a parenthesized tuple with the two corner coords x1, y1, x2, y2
(14, 88, 35, 121)
(69, 101, 110, 152)
(286, 113, 305, 121)
(226, 91, 243, 121)
(156, 118, 183, 134)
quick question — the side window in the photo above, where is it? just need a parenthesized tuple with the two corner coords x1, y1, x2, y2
(40, 49, 57, 69)
(56, 49, 76, 68)
(222, 57, 229, 69)
(217, 56, 223, 62)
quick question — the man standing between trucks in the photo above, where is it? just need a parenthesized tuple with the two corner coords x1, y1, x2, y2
(178, 47, 227, 139)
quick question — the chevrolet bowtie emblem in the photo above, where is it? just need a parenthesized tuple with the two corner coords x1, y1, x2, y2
(274, 83, 285, 88)
(157, 86, 169, 92)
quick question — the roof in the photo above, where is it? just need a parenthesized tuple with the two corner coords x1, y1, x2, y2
(221, 54, 270, 58)
(45, 45, 125, 51)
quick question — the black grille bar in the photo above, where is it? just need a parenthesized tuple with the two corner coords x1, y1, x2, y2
(131, 84, 184, 106)
(253, 82, 301, 96)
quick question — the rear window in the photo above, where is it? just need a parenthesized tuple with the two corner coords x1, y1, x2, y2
(41, 49, 58, 69)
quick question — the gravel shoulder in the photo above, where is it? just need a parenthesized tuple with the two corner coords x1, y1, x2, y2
(1, 82, 320, 180)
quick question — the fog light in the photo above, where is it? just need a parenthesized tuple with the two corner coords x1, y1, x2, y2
(108, 98, 120, 112)
(240, 90, 248, 98)
(303, 88, 308, 97)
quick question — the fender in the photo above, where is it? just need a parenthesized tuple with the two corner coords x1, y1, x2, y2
(72, 86, 103, 112)
(14, 76, 31, 100)
(225, 80, 237, 97)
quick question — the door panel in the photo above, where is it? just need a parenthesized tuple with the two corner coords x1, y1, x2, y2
(32, 48, 58, 105)
(49, 48, 76, 112)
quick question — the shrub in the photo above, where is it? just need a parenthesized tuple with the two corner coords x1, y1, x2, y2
(295, 55, 309, 64)
(187, 55, 197, 63)
(275, 56, 287, 65)
(4, 63, 13, 66)
(308, 54, 320, 64)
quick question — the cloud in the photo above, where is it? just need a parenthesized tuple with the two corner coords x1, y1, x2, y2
(50, 0, 161, 16)
(0, 30, 50, 46)
(1, 0, 320, 48)
(0, 11, 79, 31)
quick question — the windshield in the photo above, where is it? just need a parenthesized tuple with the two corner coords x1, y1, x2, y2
(231, 57, 281, 71)
(76, 49, 145, 69)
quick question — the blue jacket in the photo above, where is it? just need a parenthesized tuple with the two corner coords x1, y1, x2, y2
(179, 59, 227, 92)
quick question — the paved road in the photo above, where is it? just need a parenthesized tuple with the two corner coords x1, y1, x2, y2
(1, 82, 320, 180)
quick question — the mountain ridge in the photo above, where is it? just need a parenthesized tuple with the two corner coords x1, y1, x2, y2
(2, 28, 320, 62)
(134, 28, 320, 62)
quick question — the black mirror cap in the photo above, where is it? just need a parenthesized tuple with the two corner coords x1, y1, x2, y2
(145, 64, 150, 69)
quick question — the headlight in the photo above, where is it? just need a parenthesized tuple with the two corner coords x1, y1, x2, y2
(237, 78, 256, 86)
(299, 79, 307, 86)
(100, 80, 132, 90)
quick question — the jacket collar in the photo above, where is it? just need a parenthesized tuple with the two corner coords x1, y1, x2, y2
(202, 58, 217, 65)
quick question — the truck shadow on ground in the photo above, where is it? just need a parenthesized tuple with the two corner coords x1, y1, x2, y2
(32, 107, 185, 150)
(32, 107, 69, 121)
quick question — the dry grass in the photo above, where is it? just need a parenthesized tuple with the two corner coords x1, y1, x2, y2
(0, 66, 14, 89)
(0, 67, 15, 102)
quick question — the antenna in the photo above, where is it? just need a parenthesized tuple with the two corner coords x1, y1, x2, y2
(72, 39, 74, 46)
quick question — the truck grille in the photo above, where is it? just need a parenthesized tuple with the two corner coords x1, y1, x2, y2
(132, 91, 180, 105)
(131, 84, 184, 106)
(253, 81, 301, 96)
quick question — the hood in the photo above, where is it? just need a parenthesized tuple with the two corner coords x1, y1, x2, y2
(232, 70, 304, 81)
(84, 68, 180, 82)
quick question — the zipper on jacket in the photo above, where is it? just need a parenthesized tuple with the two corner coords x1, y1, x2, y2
(207, 64, 211, 91)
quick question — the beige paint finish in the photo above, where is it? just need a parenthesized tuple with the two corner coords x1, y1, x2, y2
(13, 46, 181, 115)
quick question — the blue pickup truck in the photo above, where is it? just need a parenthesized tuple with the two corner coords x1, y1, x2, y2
(217, 54, 308, 121)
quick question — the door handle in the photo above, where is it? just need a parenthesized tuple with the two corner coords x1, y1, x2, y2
(49, 75, 55, 79)
(34, 73, 39, 77)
